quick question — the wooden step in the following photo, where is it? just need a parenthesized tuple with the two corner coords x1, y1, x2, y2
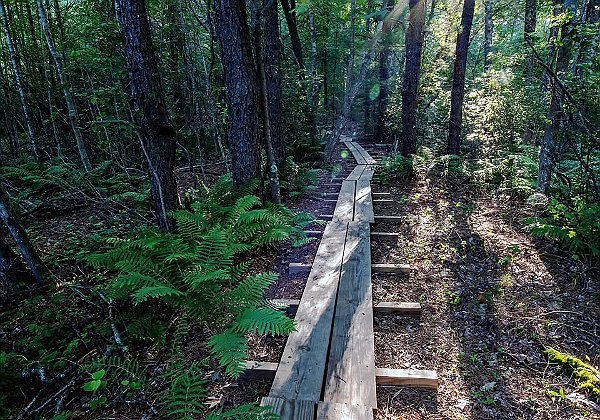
(304, 230, 323, 236)
(248, 362, 437, 389)
(268, 299, 421, 316)
(370, 232, 399, 238)
(375, 368, 438, 389)
(291, 262, 411, 275)
(373, 199, 394, 203)
(374, 215, 404, 222)
(371, 263, 411, 274)
(260, 397, 315, 420)
(373, 192, 391, 196)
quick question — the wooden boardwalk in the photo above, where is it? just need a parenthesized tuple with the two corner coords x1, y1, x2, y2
(257, 137, 437, 419)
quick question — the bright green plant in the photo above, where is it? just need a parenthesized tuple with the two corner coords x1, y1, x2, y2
(88, 176, 312, 378)
(545, 347, 600, 397)
(525, 197, 600, 257)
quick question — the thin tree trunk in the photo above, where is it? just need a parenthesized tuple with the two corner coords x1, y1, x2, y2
(447, 0, 476, 155)
(215, 0, 261, 187)
(252, 0, 281, 204)
(307, 10, 318, 142)
(483, 0, 493, 71)
(537, 0, 578, 193)
(375, 0, 393, 143)
(0, 180, 48, 285)
(280, 0, 304, 70)
(116, 0, 180, 231)
(523, 0, 537, 79)
(264, 0, 285, 165)
(37, 0, 92, 171)
(400, 0, 426, 156)
(1, 0, 38, 159)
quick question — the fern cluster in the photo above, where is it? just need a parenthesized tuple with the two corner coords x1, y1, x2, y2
(525, 197, 600, 258)
(88, 175, 312, 405)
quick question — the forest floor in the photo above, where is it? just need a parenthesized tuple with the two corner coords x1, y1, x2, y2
(1, 140, 599, 419)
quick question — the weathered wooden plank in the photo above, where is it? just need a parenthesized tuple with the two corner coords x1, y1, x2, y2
(316, 402, 374, 420)
(304, 230, 323, 236)
(371, 263, 411, 274)
(370, 232, 399, 238)
(260, 397, 315, 420)
(345, 142, 368, 165)
(345, 165, 366, 181)
(289, 263, 312, 274)
(372, 192, 391, 196)
(374, 215, 404, 222)
(375, 368, 438, 389)
(373, 198, 393, 203)
(332, 180, 356, 222)
(269, 300, 421, 316)
(318, 214, 334, 220)
(243, 361, 280, 379)
(360, 165, 376, 181)
(323, 222, 377, 408)
(268, 221, 349, 402)
(354, 179, 374, 223)
(374, 302, 422, 315)
(352, 143, 377, 164)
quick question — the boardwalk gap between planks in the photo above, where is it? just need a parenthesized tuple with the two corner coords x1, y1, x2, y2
(258, 136, 437, 419)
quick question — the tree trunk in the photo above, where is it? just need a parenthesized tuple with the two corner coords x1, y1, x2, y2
(0, 180, 48, 285)
(446, 0, 476, 155)
(0, 0, 38, 160)
(252, 0, 282, 204)
(400, 0, 426, 156)
(483, 0, 493, 71)
(116, 0, 180, 231)
(37, 0, 92, 172)
(523, 0, 537, 79)
(375, 0, 394, 143)
(264, 0, 285, 165)
(537, 0, 578, 193)
(280, 0, 304, 70)
(215, 0, 261, 187)
(307, 10, 319, 143)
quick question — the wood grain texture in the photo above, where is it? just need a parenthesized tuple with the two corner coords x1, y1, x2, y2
(373, 215, 404, 222)
(370, 232, 399, 238)
(323, 222, 377, 407)
(268, 221, 349, 402)
(261, 397, 316, 420)
(346, 165, 366, 181)
(289, 262, 312, 274)
(316, 402, 374, 420)
(373, 302, 422, 315)
(375, 368, 438, 388)
(371, 263, 411, 274)
(333, 181, 356, 222)
(354, 179, 374, 223)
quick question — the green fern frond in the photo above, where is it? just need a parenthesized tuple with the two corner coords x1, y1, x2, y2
(162, 361, 208, 420)
(128, 315, 167, 348)
(207, 330, 248, 378)
(227, 273, 278, 309)
(233, 307, 295, 336)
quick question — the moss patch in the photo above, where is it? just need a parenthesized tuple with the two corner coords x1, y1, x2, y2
(545, 347, 600, 397)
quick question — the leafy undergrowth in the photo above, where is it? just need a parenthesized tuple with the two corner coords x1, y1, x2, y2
(0, 167, 313, 419)
(369, 160, 600, 419)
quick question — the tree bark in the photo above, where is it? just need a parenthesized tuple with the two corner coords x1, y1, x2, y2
(375, 0, 393, 143)
(264, 0, 285, 165)
(252, 0, 282, 204)
(523, 0, 537, 79)
(483, 0, 493, 71)
(116, 0, 180, 231)
(0, 0, 38, 160)
(446, 0, 476, 155)
(215, 0, 261, 187)
(307, 9, 319, 143)
(400, 0, 426, 156)
(280, 0, 304, 70)
(0, 180, 48, 285)
(537, 0, 578, 193)
(37, 0, 92, 171)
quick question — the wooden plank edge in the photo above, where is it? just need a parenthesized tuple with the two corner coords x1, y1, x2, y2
(370, 232, 399, 238)
(371, 263, 411, 274)
(249, 363, 437, 389)
(269, 299, 421, 316)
